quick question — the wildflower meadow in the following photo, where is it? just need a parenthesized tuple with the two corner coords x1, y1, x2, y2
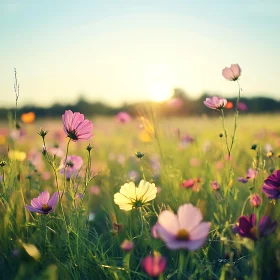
(1, 65, 280, 280)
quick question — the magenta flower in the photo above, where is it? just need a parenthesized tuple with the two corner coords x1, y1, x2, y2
(233, 214, 277, 241)
(237, 102, 248, 111)
(62, 110, 93, 141)
(25, 191, 58, 214)
(141, 255, 167, 277)
(222, 64, 241, 81)
(211, 181, 220, 191)
(154, 204, 210, 250)
(262, 170, 280, 199)
(250, 194, 262, 207)
(204, 96, 227, 110)
(120, 239, 134, 252)
(60, 155, 83, 179)
(116, 112, 131, 123)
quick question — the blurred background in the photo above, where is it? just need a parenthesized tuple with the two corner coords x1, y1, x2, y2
(1, 0, 280, 118)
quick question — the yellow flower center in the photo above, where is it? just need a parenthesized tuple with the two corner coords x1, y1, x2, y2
(41, 204, 51, 212)
(249, 226, 257, 239)
(176, 229, 190, 241)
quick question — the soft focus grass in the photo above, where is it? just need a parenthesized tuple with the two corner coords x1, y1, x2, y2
(0, 113, 280, 279)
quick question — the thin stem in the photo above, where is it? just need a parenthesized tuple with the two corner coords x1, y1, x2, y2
(220, 109, 230, 157)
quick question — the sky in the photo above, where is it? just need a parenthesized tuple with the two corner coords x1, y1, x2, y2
(1, 0, 280, 107)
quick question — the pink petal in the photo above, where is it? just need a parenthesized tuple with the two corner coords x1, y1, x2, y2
(177, 204, 202, 232)
(222, 67, 234, 81)
(230, 64, 241, 78)
(38, 191, 50, 204)
(26, 205, 45, 214)
(30, 197, 42, 209)
(189, 222, 211, 240)
(48, 192, 59, 207)
(158, 210, 179, 235)
(184, 238, 207, 251)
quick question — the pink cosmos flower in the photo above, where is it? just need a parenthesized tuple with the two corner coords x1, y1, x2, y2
(154, 204, 210, 250)
(120, 240, 134, 252)
(222, 64, 241, 81)
(204, 96, 227, 110)
(246, 168, 258, 179)
(25, 191, 58, 214)
(250, 194, 262, 207)
(116, 112, 131, 123)
(211, 181, 220, 191)
(167, 97, 183, 108)
(237, 102, 248, 111)
(62, 110, 93, 141)
(60, 155, 83, 179)
(141, 255, 167, 277)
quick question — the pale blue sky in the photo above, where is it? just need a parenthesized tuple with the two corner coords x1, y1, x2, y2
(1, 0, 280, 107)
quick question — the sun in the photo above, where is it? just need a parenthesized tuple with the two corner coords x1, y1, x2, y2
(145, 64, 174, 102)
(149, 82, 173, 102)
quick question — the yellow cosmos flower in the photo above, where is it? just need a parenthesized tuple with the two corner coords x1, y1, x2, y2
(114, 180, 157, 211)
(8, 150, 26, 161)
(139, 116, 154, 143)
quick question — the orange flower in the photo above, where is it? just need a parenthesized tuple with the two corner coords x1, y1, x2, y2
(21, 112, 36, 124)
(225, 102, 233, 109)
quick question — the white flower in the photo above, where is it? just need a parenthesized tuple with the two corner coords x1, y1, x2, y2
(114, 180, 157, 211)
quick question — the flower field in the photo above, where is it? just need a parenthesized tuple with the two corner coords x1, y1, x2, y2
(0, 105, 280, 279)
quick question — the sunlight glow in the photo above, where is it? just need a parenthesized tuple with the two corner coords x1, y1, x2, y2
(145, 64, 174, 102)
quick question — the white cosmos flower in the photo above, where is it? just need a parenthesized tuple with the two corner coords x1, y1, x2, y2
(114, 180, 157, 211)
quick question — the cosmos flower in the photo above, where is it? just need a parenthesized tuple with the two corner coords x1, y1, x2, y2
(141, 254, 167, 277)
(120, 240, 134, 252)
(237, 102, 248, 111)
(8, 150, 26, 161)
(233, 214, 277, 241)
(237, 177, 248, 183)
(246, 168, 258, 179)
(114, 180, 157, 211)
(204, 96, 227, 110)
(250, 194, 262, 207)
(222, 64, 241, 81)
(60, 155, 83, 179)
(211, 181, 220, 191)
(153, 204, 210, 250)
(25, 191, 58, 214)
(116, 112, 131, 123)
(167, 97, 183, 108)
(62, 110, 93, 141)
(262, 170, 280, 199)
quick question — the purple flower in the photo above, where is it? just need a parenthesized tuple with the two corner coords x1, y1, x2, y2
(233, 214, 277, 241)
(204, 96, 227, 110)
(60, 155, 83, 179)
(62, 110, 93, 141)
(262, 170, 280, 199)
(141, 255, 167, 277)
(116, 112, 131, 123)
(237, 177, 248, 183)
(237, 102, 248, 111)
(154, 204, 210, 250)
(25, 191, 58, 214)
